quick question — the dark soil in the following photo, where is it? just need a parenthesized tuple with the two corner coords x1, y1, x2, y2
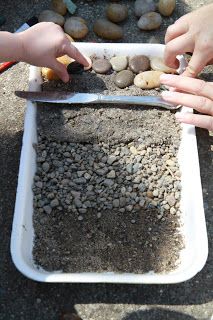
(34, 205, 183, 273)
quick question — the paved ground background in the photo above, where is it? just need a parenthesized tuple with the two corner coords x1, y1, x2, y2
(0, 1, 213, 319)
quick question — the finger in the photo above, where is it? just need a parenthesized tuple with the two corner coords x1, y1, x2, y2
(161, 91, 213, 115)
(182, 49, 210, 78)
(164, 33, 194, 68)
(165, 19, 188, 44)
(207, 58, 213, 65)
(65, 43, 89, 67)
(51, 60, 70, 82)
(175, 112, 213, 131)
(160, 74, 213, 100)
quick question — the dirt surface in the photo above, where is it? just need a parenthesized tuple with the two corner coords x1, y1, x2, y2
(0, 0, 213, 319)
(42, 69, 163, 96)
(34, 106, 183, 273)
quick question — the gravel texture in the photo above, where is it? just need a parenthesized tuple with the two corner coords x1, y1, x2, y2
(0, 0, 213, 319)
(33, 130, 183, 273)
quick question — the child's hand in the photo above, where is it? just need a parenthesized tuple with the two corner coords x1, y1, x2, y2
(17, 22, 89, 82)
(164, 4, 213, 77)
(160, 74, 213, 130)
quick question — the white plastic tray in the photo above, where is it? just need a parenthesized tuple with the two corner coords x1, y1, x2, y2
(10, 43, 208, 283)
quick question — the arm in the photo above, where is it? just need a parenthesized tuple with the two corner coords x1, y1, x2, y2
(0, 22, 89, 82)
(0, 31, 22, 62)
(164, 4, 213, 77)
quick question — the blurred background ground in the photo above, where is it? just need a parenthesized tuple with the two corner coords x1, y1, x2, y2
(0, 1, 213, 319)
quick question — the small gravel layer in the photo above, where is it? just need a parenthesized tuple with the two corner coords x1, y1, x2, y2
(33, 107, 183, 273)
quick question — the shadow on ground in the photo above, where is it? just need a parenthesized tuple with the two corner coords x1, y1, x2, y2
(122, 308, 196, 320)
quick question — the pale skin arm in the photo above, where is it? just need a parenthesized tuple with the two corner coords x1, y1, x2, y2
(164, 3, 213, 77)
(0, 22, 89, 82)
(160, 74, 213, 131)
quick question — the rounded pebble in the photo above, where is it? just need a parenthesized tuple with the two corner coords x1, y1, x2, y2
(51, 0, 67, 15)
(38, 10, 65, 26)
(158, 0, 176, 16)
(106, 3, 128, 23)
(64, 17, 88, 39)
(114, 70, 134, 88)
(150, 57, 176, 73)
(110, 56, 128, 72)
(42, 162, 50, 172)
(148, 36, 160, 44)
(93, 19, 123, 40)
(67, 61, 84, 74)
(43, 205, 52, 214)
(137, 12, 162, 30)
(50, 198, 59, 208)
(134, 0, 156, 17)
(92, 58, 112, 74)
(129, 55, 150, 73)
(134, 70, 163, 89)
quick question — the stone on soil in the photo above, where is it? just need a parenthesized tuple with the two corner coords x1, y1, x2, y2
(137, 12, 162, 30)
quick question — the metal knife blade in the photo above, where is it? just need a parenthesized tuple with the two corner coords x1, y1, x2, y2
(15, 90, 179, 110)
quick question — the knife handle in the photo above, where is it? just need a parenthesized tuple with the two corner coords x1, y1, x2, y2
(98, 94, 178, 110)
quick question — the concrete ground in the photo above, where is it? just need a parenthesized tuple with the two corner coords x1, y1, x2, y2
(0, 1, 213, 319)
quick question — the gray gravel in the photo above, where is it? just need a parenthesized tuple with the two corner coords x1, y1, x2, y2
(0, 0, 213, 319)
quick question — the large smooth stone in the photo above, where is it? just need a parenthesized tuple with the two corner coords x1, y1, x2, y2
(137, 12, 162, 30)
(134, 0, 156, 17)
(38, 10, 65, 26)
(93, 19, 123, 40)
(64, 17, 88, 39)
(110, 56, 128, 71)
(67, 62, 84, 74)
(106, 3, 128, 23)
(129, 55, 150, 73)
(158, 0, 176, 16)
(51, 0, 67, 15)
(68, 16, 87, 24)
(115, 70, 134, 88)
(148, 36, 160, 43)
(150, 57, 176, 73)
(92, 59, 112, 74)
(134, 71, 163, 89)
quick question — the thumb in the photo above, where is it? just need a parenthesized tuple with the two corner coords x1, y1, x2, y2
(51, 60, 70, 82)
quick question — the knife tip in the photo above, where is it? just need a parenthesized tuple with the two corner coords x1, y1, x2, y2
(15, 91, 24, 98)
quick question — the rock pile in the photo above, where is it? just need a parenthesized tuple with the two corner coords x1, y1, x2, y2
(33, 135, 181, 222)
(91, 55, 176, 89)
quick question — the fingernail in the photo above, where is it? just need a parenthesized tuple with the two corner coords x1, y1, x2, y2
(160, 74, 175, 82)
